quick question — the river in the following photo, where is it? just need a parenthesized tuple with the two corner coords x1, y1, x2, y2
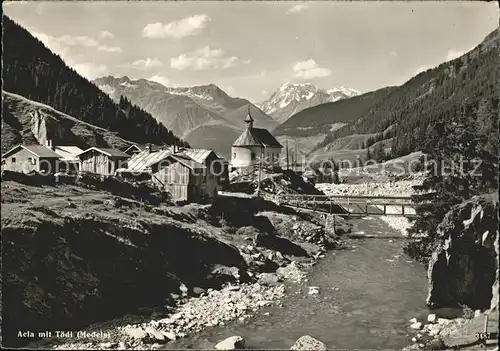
(166, 217, 430, 349)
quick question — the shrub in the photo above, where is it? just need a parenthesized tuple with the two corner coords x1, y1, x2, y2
(460, 304, 475, 319)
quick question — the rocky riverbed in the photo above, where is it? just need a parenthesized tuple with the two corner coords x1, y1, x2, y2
(403, 309, 499, 351)
(42, 259, 319, 350)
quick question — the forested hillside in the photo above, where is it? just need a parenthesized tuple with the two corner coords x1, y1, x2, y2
(2, 15, 188, 147)
(313, 28, 500, 158)
(273, 87, 396, 138)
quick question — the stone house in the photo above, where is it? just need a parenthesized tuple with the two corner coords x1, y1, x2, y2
(1, 144, 61, 173)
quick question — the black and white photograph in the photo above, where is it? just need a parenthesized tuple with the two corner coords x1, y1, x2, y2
(1, 0, 499, 350)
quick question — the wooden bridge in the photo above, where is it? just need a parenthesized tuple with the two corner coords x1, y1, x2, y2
(268, 193, 416, 218)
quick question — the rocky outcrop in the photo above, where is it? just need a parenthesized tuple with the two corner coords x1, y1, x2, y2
(426, 192, 499, 310)
(2, 91, 132, 153)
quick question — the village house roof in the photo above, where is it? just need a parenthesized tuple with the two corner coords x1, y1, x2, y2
(123, 144, 144, 154)
(149, 153, 206, 171)
(2, 144, 61, 159)
(232, 128, 283, 148)
(168, 154, 206, 170)
(53, 146, 84, 161)
(180, 148, 221, 164)
(119, 148, 173, 173)
(123, 144, 167, 153)
(77, 147, 129, 159)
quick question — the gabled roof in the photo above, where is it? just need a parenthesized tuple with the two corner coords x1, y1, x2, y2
(123, 144, 164, 154)
(77, 147, 129, 158)
(121, 149, 173, 173)
(232, 128, 283, 148)
(53, 146, 84, 161)
(181, 148, 220, 164)
(151, 154, 206, 171)
(123, 144, 144, 154)
(2, 144, 61, 159)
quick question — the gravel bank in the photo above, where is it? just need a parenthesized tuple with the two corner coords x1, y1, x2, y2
(49, 262, 310, 350)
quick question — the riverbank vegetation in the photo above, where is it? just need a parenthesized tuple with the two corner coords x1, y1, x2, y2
(404, 96, 499, 265)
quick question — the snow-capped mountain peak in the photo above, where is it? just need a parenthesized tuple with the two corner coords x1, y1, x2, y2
(326, 86, 360, 97)
(258, 82, 360, 123)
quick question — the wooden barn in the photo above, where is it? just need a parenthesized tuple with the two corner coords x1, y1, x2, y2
(77, 147, 130, 176)
(180, 148, 228, 190)
(150, 153, 217, 203)
(1, 144, 61, 173)
(53, 146, 84, 173)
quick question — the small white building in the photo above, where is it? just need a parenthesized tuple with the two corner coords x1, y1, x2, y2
(231, 109, 283, 172)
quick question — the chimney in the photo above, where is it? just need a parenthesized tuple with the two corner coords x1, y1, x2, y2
(45, 139, 54, 150)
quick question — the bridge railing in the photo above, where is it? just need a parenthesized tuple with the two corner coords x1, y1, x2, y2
(274, 193, 416, 217)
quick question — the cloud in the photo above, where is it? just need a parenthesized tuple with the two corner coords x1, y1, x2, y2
(72, 62, 109, 80)
(261, 90, 269, 96)
(32, 31, 122, 57)
(390, 51, 398, 58)
(170, 46, 250, 70)
(286, 4, 309, 14)
(293, 59, 332, 79)
(98, 30, 115, 40)
(57, 35, 100, 47)
(32, 32, 71, 60)
(148, 75, 171, 87)
(97, 45, 122, 53)
(121, 58, 163, 70)
(142, 14, 210, 39)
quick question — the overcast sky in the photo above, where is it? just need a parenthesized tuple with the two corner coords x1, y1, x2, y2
(4, 1, 499, 102)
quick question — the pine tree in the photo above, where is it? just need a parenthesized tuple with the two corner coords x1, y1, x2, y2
(366, 148, 372, 162)
(372, 143, 386, 163)
(405, 99, 499, 263)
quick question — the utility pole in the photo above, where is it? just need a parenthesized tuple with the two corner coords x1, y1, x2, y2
(286, 139, 289, 170)
(294, 141, 299, 172)
(256, 146, 263, 197)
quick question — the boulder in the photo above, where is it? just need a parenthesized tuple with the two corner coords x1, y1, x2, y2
(122, 326, 147, 340)
(144, 326, 167, 343)
(427, 314, 437, 323)
(258, 273, 280, 286)
(214, 336, 245, 350)
(410, 322, 423, 330)
(308, 286, 320, 295)
(193, 287, 206, 296)
(290, 335, 327, 350)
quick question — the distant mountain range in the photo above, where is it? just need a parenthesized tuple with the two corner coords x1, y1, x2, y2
(93, 76, 278, 158)
(257, 82, 359, 123)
